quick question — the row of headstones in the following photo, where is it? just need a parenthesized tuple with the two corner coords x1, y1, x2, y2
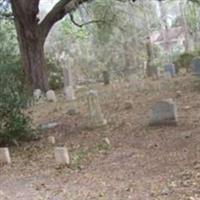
(34, 87, 75, 102)
(163, 56, 200, 78)
(0, 90, 107, 165)
(0, 97, 177, 165)
(0, 146, 70, 165)
(0, 136, 111, 165)
(34, 88, 107, 127)
(33, 64, 76, 102)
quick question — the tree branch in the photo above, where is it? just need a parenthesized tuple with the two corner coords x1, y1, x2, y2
(39, 0, 91, 43)
(69, 12, 108, 27)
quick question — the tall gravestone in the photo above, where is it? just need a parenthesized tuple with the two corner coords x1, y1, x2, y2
(63, 65, 76, 100)
(164, 63, 176, 78)
(87, 90, 107, 127)
(63, 65, 73, 88)
(60, 54, 78, 114)
(191, 57, 200, 75)
(103, 70, 110, 85)
(149, 99, 177, 126)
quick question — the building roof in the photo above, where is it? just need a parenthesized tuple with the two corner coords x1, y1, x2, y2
(150, 26, 184, 44)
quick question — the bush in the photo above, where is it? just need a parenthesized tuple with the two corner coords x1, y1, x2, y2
(0, 68, 35, 146)
(46, 56, 63, 90)
(174, 52, 195, 73)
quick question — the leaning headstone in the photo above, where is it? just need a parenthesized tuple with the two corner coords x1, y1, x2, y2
(164, 63, 176, 78)
(0, 148, 11, 164)
(54, 147, 70, 165)
(103, 70, 110, 85)
(149, 99, 177, 126)
(191, 57, 200, 76)
(87, 90, 107, 127)
(103, 137, 111, 146)
(33, 89, 42, 100)
(46, 90, 57, 102)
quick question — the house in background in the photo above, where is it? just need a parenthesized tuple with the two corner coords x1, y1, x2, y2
(150, 26, 185, 56)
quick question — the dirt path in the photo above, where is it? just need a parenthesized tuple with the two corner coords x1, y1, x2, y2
(1, 76, 200, 200)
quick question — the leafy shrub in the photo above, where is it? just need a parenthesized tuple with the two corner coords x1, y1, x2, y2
(174, 53, 195, 73)
(0, 68, 35, 146)
(46, 56, 63, 90)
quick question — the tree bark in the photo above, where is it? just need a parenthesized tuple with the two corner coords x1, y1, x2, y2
(11, 0, 48, 91)
(18, 29, 48, 91)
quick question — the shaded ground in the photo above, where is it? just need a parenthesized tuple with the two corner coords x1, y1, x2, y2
(1, 75, 200, 200)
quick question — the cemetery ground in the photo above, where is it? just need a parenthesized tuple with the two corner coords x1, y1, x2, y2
(1, 75, 200, 200)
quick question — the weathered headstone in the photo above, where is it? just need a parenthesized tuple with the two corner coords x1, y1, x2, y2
(63, 65, 73, 88)
(0, 148, 11, 164)
(64, 86, 76, 101)
(48, 136, 56, 145)
(62, 62, 77, 105)
(87, 90, 107, 127)
(54, 147, 70, 165)
(164, 63, 176, 78)
(149, 99, 177, 126)
(33, 89, 42, 100)
(191, 57, 200, 75)
(103, 70, 110, 85)
(46, 90, 57, 102)
(67, 100, 78, 115)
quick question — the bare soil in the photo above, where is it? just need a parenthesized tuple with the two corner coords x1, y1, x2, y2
(1, 75, 200, 200)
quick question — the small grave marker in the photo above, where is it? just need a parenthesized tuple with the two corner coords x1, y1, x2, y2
(46, 90, 57, 102)
(48, 136, 56, 145)
(54, 147, 70, 165)
(33, 89, 42, 100)
(0, 148, 11, 164)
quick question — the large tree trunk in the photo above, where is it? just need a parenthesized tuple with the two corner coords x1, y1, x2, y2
(16, 26, 48, 91)
(11, 0, 48, 92)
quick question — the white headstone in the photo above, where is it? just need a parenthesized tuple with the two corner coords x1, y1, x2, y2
(87, 90, 107, 127)
(46, 90, 57, 102)
(64, 86, 76, 101)
(33, 89, 42, 100)
(54, 147, 70, 165)
(0, 148, 11, 164)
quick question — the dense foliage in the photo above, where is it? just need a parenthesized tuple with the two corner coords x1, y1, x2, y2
(0, 68, 35, 146)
